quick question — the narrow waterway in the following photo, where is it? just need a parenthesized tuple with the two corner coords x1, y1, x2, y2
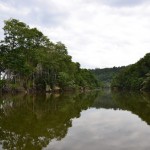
(0, 90, 150, 150)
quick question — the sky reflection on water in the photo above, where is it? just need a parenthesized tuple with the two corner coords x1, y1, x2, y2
(0, 91, 150, 150)
(46, 108, 150, 150)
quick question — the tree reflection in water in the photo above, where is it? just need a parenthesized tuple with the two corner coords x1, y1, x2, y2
(0, 90, 150, 149)
(0, 92, 97, 150)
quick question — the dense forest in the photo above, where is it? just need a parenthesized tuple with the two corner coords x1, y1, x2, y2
(1, 19, 149, 93)
(111, 53, 150, 91)
(90, 67, 124, 88)
(0, 19, 98, 93)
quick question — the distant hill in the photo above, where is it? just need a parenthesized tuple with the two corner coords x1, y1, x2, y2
(90, 67, 125, 87)
(111, 53, 150, 91)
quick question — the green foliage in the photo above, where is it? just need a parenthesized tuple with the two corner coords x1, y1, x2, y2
(142, 73, 150, 91)
(0, 18, 98, 92)
(58, 72, 74, 88)
(90, 67, 125, 88)
(0, 80, 6, 89)
(111, 53, 150, 91)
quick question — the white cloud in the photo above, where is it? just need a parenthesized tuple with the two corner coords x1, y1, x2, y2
(0, 0, 150, 68)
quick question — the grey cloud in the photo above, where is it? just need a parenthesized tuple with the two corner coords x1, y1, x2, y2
(0, 0, 68, 27)
(86, 0, 149, 7)
(104, 0, 148, 7)
(1, 0, 150, 68)
(27, 8, 68, 27)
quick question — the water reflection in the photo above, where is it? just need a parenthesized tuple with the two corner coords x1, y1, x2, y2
(0, 92, 97, 150)
(47, 109, 150, 150)
(0, 91, 150, 149)
(112, 91, 150, 125)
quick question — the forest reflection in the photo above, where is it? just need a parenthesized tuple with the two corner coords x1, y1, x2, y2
(0, 90, 150, 149)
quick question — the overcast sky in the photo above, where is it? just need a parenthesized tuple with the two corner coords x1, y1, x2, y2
(0, 0, 150, 68)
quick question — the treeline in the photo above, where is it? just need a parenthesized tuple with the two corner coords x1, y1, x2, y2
(90, 67, 124, 87)
(111, 53, 150, 91)
(0, 19, 98, 93)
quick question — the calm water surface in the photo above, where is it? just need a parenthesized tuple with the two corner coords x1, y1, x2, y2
(0, 90, 150, 150)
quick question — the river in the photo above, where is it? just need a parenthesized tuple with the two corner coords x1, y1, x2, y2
(0, 90, 150, 150)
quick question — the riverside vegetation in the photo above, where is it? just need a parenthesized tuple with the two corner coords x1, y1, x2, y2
(0, 19, 150, 93)
(90, 67, 125, 88)
(111, 53, 150, 91)
(0, 19, 98, 93)
(90, 54, 150, 91)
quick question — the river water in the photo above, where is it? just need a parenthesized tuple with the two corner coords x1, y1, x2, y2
(0, 90, 150, 150)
